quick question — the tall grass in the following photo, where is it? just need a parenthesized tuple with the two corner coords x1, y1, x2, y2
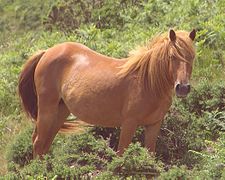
(0, 0, 224, 177)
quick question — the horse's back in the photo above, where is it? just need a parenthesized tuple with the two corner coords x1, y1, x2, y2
(34, 42, 122, 89)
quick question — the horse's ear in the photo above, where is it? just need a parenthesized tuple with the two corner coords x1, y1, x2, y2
(189, 29, 196, 41)
(169, 29, 176, 42)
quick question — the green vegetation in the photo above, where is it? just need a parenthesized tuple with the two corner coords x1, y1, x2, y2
(0, 0, 224, 179)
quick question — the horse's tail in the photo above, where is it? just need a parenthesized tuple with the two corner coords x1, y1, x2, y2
(18, 50, 45, 120)
(59, 120, 92, 133)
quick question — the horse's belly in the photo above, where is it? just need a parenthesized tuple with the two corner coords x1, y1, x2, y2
(66, 100, 122, 127)
(62, 80, 124, 127)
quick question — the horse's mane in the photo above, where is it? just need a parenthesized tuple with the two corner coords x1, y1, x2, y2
(118, 31, 195, 97)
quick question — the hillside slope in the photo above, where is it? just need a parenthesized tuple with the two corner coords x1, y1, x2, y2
(0, 0, 224, 178)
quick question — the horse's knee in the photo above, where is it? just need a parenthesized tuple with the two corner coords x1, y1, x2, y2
(117, 120, 137, 155)
(144, 122, 162, 153)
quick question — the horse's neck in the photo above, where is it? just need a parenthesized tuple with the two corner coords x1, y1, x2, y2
(126, 69, 173, 97)
(123, 72, 172, 120)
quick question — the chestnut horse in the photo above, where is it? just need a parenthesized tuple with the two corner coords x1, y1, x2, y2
(18, 29, 196, 157)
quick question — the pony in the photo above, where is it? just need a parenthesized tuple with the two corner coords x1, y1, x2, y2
(18, 29, 196, 157)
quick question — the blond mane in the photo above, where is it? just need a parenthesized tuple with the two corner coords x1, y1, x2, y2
(118, 31, 195, 97)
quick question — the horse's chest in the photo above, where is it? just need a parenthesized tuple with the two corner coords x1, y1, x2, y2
(139, 100, 172, 126)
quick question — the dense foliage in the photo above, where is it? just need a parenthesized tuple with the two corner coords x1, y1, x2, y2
(0, 0, 224, 178)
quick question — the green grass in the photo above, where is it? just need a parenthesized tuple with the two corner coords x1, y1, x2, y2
(0, 0, 225, 178)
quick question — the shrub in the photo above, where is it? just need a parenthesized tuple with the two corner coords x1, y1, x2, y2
(90, 126, 145, 151)
(1, 0, 225, 177)
(5, 129, 117, 178)
(181, 80, 225, 115)
(158, 95, 225, 166)
(5, 127, 163, 179)
(158, 165, 191, 180)
(107, 143, 164, 179)
(190, 133, 225, 179)
(159, 134, 225, 180)
(44, 0, 144, 32)
(6, 127, 33, 167)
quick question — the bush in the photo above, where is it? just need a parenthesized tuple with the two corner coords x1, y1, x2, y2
(6, 127, 33, 167)
(1, 0, 225, 177)
(107, 143, 164, 179)
(181, 80, 225, 115)
(158, 165, 192, 180)
(0, 0, 54, 32)
(159, 134, 225, 179)
(44, 0, 144, 32)
(157, 85, 225, 166)
(190, 133, 225, 179)
(5, 126, 163, 179)
(5, 130, 116, 178)
(90, 126, 145, 151)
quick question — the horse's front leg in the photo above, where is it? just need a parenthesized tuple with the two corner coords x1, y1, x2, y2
(144, 121, 162, 153)
(117, 120, 137, 155)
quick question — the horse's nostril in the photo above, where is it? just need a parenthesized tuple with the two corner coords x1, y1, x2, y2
(175, 83, 191, 97)
(186, 84, 191, 93)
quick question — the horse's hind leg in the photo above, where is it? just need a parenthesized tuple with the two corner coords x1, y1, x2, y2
(33, 94, 69, 157)
(42, 101, 70, 153)
(33, 94, 58, 157)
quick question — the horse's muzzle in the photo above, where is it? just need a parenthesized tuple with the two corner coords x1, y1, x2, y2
(175, 83, 191, 98)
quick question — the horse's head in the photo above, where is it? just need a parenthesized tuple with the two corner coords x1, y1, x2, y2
(168, 29, 196, 98)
